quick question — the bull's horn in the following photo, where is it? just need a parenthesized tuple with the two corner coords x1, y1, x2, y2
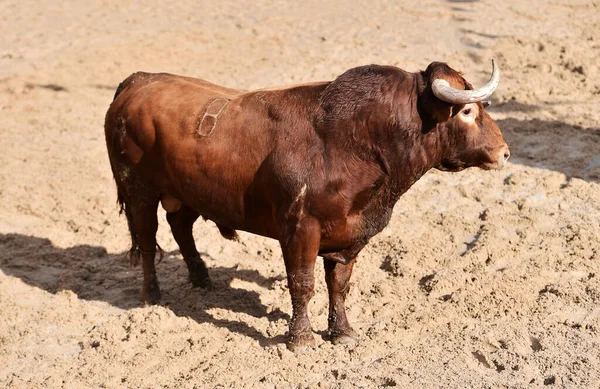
(432, 59, 499, 104)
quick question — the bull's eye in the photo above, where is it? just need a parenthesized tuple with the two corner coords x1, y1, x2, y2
(458, 104, 476, 123)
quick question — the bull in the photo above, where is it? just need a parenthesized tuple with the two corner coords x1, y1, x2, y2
(104, 60, 509, 352)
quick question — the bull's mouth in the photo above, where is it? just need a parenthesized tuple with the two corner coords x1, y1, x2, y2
(480, 162, 504, 171)
(438, 146, 509, 172)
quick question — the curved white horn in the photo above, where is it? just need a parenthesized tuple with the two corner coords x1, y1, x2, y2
(432, 59, 499, 104)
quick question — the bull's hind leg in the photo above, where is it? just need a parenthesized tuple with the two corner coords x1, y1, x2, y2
(166, 205, 212, 289)
(122, 190, 162, 304)
(324, 258, 358, 344)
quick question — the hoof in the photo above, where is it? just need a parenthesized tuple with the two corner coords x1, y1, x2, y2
(286, 333, 316, 354)
(330, 329, 358, 345)
(187, 259, 212, 289)
(190, 276, 213, 290)
(142, 283, 161, 304)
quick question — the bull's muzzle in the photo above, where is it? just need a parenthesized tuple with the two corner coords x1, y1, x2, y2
(481, 143, 510, 170)
(487, 144, 510, 170)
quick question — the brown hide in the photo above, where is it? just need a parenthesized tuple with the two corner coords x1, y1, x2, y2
(105, 63, 508, 350)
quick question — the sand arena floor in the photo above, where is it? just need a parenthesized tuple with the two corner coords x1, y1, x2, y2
(1, 1, 599, 387)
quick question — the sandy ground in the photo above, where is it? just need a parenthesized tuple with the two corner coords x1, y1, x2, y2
(1, 0, 600, 387)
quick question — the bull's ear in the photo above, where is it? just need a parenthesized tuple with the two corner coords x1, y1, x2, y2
(417, 62, 465, 126)
(417, 84, 454, 125)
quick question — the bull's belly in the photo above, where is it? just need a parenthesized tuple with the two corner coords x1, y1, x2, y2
(191, 196, 280, 240)
(162, 182, 383, 254)
(159, 179, 366, 249)
(153, 169, 281, 240)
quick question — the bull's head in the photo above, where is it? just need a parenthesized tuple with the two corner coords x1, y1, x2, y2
(418, 60, 510, 171)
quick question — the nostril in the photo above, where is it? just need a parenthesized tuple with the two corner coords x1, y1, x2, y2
(504, 150, 510, 162)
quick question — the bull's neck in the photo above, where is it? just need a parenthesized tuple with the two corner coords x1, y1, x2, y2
(371, 78, 444, 199)
(318, 68, 446, 200)
(384, 126, 443, 198)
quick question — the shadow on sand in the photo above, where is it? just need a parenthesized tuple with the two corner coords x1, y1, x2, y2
(497, 117, 600, 182)
(0, 233, 289, 346)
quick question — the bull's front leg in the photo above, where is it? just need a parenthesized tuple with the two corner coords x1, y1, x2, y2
(324, 257, 358, 344)
(280, 217, 321, 353)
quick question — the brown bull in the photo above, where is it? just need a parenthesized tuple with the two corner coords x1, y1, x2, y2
(104, 60, 509, 352)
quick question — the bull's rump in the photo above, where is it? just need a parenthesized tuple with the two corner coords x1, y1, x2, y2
(105, 73, 284, 233)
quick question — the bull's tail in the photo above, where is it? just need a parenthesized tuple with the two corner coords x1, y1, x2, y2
(107, 71, 164, 267)
(112, 166, 163, 267)
(117, 188, 126, 215)
(108, 79, 139, 266)
(108, 73, 139, 249)
(118, 188, 161, 268)
(114, 177, 140, 266)
(121, 196, 140, 267)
